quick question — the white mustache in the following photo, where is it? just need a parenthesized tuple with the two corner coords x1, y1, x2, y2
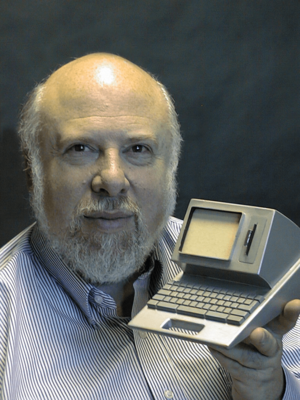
(74, 197, 140, 218)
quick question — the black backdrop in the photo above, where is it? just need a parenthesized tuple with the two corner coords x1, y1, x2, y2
(1, 1, 300, 246)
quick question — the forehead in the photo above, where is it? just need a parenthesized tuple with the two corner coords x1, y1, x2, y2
(51, 115, 169, 150)
(40, 91, 171, 149)
(41, 56, 169, 121)
(40, 58, 171, 143)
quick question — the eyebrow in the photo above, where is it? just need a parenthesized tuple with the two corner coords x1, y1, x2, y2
(57, 132, 159, 148)
(124, 134, 159, 146)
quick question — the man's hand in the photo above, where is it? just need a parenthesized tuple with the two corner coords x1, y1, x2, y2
(209, 300, 300, 400)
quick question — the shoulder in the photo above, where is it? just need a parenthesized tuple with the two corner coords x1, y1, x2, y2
(162, 216, 183, 245)
(158, 216, 183, 256)
(154, 216, 183, 286)
(0, 224, 35, 275)
(166, 215, 183, 231)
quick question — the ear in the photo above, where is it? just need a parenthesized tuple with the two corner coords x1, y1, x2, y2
(23, 152, 33, 192)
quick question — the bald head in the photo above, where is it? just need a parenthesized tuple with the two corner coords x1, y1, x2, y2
(41, 53, 169, 123)
(18, 53, 181, 190)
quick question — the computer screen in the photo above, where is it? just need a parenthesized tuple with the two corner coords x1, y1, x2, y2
(181, 208, 241, 260)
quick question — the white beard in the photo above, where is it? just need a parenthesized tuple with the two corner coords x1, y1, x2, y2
(31, 179, 176, 285)
(43, 197, 165, 284)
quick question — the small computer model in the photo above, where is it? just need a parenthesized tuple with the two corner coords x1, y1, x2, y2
(129, 199, 300, 348)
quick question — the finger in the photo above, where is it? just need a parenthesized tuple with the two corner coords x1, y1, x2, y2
(267, 299, 300, 336)
(280, 299, 300, 329)
(210, 329, 280, 368)
(247, 327, 280, 358)
(209, 341, 262, 370)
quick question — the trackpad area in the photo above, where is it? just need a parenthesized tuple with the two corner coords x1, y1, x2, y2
(162, 318, 205, 334)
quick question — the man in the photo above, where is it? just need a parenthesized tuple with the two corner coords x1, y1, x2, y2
(0, 53, 300, 399)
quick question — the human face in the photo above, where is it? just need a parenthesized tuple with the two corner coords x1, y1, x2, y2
(38, 88, 173, 249)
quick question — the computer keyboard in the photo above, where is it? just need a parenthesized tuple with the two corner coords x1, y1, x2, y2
(148, 281, 265, 326)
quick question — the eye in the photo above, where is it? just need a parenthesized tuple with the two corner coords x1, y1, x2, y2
(125, 143, 153, 165)
(131, 144, 148, 153)
(70, 144, 90, 152)
(64, 143, 98, 165)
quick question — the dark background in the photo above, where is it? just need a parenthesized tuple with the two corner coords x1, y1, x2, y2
(1, 1, 300, 247)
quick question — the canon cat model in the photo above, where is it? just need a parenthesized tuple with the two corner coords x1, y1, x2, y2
(129, 199, 300, 348)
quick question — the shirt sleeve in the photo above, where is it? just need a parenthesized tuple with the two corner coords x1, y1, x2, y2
(281, 317, 300, 400)
(0, 281, 10, 387)
(282, 365, 300, 400)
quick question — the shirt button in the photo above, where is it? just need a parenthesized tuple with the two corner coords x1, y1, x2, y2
(164, 390, 174, 398)
(138, 330, 148, 339)
(94, 295, 103, 305)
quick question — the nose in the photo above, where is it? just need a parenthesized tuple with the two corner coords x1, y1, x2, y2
(91, 149, 129, 197)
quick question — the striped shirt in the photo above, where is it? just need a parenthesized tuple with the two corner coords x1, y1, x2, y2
(0, 217, 299, 399)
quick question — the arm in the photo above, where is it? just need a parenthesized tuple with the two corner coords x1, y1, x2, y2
(209, 300, 300, 400)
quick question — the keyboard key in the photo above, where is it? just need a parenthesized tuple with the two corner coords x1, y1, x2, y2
(206, 311, 227, 322)
(238, 300, 259, 313)
(177, 305, 206, 318)
(225, 290, 234, 296)
(255, 295, 265, 303)
(153, 294, 165, 301)
(157, 301, 178, 312)
(219, 289, 228, 294)
(227, 315, 244, 325)
(233, 291, 243, 296)
(147, 299, 158, 309)
(159, 289, 171, 296)
(231, 309, 249, 318)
